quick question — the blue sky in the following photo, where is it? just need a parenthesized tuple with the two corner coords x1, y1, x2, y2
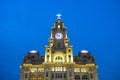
(0, 0, 120, 80)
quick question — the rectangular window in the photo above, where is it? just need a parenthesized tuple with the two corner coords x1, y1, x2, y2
(69, 72, 72, 76)
(90, 74, 93, 78)
(64, 73, 66, 78)
(52, 73, 54, 78)
(25, 74, 28, 78)
(56, 74, 57, 78)
(60, 74, 62, 78)
(46, 72, 48, 77)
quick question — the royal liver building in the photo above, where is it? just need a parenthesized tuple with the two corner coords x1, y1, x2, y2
(20, 14, 98, 80)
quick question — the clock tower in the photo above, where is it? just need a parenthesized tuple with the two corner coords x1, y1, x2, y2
(44, 14, 73, 63)
(50, 18, 68, 53)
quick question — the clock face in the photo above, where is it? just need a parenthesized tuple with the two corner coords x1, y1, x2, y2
(55, 33, 63, 40)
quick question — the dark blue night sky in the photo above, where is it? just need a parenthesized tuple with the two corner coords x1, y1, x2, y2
(0, 0, 120, 80)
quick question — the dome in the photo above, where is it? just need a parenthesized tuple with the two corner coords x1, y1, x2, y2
(29, 50, 38, 54)
(80, 50, 89, 53)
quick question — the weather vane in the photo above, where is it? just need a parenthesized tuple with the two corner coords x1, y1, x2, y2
(56, 13, 62, 19)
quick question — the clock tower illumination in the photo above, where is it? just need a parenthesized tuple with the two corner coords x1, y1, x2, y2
(45, 14, 73, 63)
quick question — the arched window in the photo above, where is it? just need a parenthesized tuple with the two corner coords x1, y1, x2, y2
(75, 75, 80, 80)
(82, 75, 87, 80)
(47, 55, 49, 61)
(58, 57, 60, 60)
(55, 56, 63, 63)
(68, 49, 71, 52)
(69, 55, 71, 58)
(47, 49, 49, 52)
(55, 56, 62, 60)
(69, 55, 71, 61)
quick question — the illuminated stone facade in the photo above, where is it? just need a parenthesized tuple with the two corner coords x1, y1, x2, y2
(20, 16, 98, 80)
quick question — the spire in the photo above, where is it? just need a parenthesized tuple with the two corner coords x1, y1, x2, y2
(56, 13, 61, 19)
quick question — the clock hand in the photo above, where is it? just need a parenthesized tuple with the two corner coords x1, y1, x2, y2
(57, 34, 60, 37)
(58, 35, 60, 37)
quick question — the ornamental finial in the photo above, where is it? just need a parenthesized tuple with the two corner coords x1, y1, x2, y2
(56, 13, 61, 19)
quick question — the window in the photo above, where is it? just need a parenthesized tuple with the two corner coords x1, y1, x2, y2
(69, 55, 71, 61)
(90, 74, 93, 78)
(75, 75, 80, 80)
(69, 72, 72, 76)
(60, 74, 62, 78)
(55, 73, 62, 78)
(47, 55, 49, 58)
(69, 55, 71, 58)
(25, 74, 28, 78)
(58, 57, 60, 60)
(64, 73, 66, 78)
(47, 55, 49, 61)
(46, 72, 48, 77)
(55, 74, 57, 78)
(55, 56, 63, 63)
(56, 57, 62, 60)
(58, 74, 60, 78)
(52, 73, 54, 78)
(47, 49, 49, 52)
(68, 49, 71, 52)
(82, 75, 87, 80)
